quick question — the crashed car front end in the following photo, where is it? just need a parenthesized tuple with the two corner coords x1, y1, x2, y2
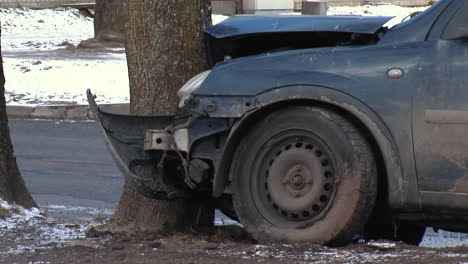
(87, 15, 395, 200)
(89, 0, 468, 246)
(87, 88, 232, 200)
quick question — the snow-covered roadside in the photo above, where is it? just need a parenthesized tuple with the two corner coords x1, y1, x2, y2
(1, 6, 430, 107)
(1, 8, 93, 52)
(4, 57, 129, 105)
(2, 195, 468, 262)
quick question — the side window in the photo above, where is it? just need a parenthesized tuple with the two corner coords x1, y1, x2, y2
(442, 3, 468, 40)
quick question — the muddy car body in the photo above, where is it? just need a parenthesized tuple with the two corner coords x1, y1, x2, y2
(88, 0, 468, 246)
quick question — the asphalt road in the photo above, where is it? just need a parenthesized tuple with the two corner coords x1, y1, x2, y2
(9, 119, 124, 216)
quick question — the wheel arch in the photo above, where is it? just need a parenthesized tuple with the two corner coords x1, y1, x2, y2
(213, 85, 405, 210)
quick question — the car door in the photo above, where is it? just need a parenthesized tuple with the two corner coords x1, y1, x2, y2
(412, 1, 468, 212)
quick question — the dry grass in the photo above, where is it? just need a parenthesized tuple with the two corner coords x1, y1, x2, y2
(0, 207, 13, 220)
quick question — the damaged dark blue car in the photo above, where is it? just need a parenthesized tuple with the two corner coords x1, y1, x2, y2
(88, 0, 468, 246)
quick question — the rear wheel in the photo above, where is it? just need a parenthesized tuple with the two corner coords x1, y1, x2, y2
(231, 106, 377, 246)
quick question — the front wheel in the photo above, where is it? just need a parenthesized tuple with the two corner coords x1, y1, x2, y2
(231, 106, 377, 246)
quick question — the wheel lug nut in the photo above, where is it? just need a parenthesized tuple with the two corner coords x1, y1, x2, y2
(306, 178, 312, 184)
(282, 178, 288, 184)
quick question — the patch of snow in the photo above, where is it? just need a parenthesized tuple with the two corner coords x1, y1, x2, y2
(0, 199, 92, 255)
(280, 4, 430, 28)
(441, 253, 468, 258)
(367, 241, 397, 249)
(212, 14, 228, 25)
(0, 199, 44, 230)
(4, 57, 129, 106)
(213, 242, 422, 264)
(327, 4, 429, 28)
(43, 205, 114, 220)
(1, 8, 94, 52)
(214, 210, 240, 226)
(421, 229, 468, 248)
(214, 218, 239, 226)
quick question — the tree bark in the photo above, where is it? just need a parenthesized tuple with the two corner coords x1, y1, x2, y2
(0, 26, 37, 209)
(112, 0, 214, 233)
(94, 0, 126, 42)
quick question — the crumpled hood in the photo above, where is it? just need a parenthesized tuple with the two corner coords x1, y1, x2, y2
(205, 15, 394, 38)
(204, 15, 394, 65)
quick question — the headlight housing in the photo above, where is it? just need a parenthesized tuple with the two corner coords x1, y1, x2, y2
(177, 70, 211, 108)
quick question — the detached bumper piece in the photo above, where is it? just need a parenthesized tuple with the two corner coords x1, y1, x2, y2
(87, 89, 193, 200)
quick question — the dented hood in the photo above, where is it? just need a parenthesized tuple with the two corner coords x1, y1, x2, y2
(205, 15, 394, 39)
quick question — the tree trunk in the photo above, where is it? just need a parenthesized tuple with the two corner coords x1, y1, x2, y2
(112, 0, 214, 233)
(0, 26, 37, 209)
(235, 0, 243, 14)
(94, 0, 126, 42)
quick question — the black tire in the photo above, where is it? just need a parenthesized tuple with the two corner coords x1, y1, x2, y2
(231, 106, 377, 246)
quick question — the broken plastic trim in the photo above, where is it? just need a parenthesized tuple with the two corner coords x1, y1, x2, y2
(86, 89, 188, 200)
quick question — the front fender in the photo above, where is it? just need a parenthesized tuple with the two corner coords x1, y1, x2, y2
(189, 67, 357, 117)
(213, 85, 409, 210)
(195, 47, 358, 97)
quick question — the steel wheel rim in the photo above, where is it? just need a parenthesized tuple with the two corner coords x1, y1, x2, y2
(252, 130, 337, 227)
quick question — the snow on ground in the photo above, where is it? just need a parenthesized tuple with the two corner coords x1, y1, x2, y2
(1, 6, 429, 106)
(0, 199, 89, 254)
(1, 8, 93, 52)
(2, 195, 468, 262)
(4, 57, 129, 105)
(422, 230, 468, 248)
(327, 4, 428, 28)
(210, 241, 468, 263)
